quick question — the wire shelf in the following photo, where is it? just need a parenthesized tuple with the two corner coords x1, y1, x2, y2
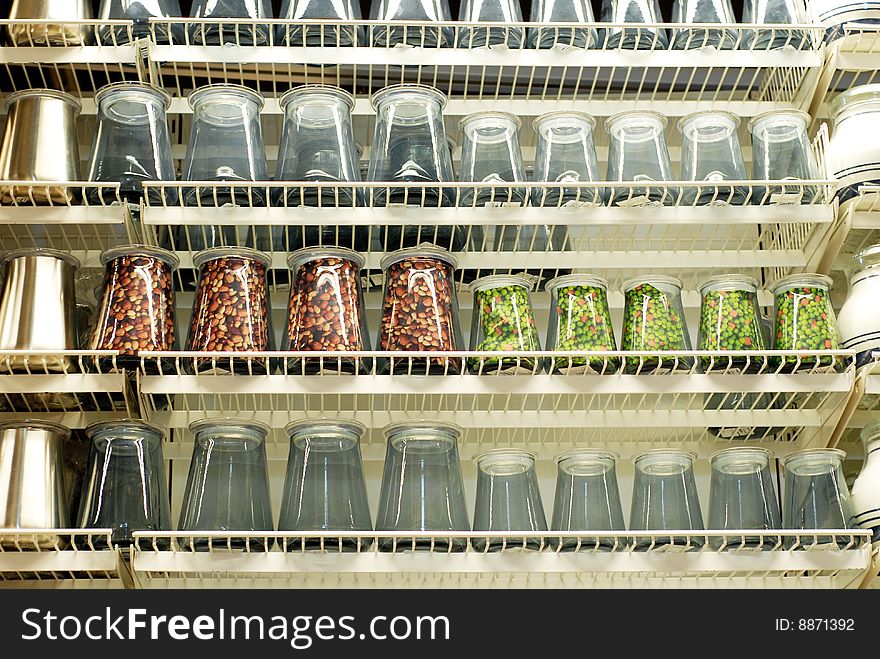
(135, 350, 855, 460)
(129, 530, 872, 589)
(143, 18, 823, 116)
(0, 529, 122, 586)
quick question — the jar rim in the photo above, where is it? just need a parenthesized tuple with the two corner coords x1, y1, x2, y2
(604, 109, 669, 133)
(458, 111, 522, 133)
(95, 81, 171, 109)
(0, 248, 80, 269)
(2, 88, 82, 114)
(370, 84, 448, 112)
(471, 273, 535, 292)
(830, 84, 880, 118)
(781, 447, 846, 468)
(847, 244, 880, 277)
(188, 84, 265, 111)
(101, 244, 180, 269)
(677, 110, 741, 133)
(287, 246, 365, 272)
(382, 420, 462, 441)
(285, 418, 366, 438)
(747, 109, 810, 133)
(709, 446, 772, 464)
(533, 110, 597, 132)
(190, 417, 270, 438)
(555, 448, 619, 465)
(621, 274, 683, 293)
(769, 273, 833, 294)
(279, 84, 355, 112)
(474, 447, 537, 466)
(633, 448, 697, 464)
(698, 274, 760, 294)
(85, 418, 166, 441)
(545, 273, 609, 292)
(0, 419, 71, 439)
(193, 246, 272, 269)
(380, 244, 458, 271)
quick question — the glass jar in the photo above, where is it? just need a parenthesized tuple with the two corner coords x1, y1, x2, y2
(87, 83, 176, 205)
(278, 0, 364, 46)
(458, 0, 523, 48)
(379, 246, 463, 374)
(375, 421, 470, 552)
(7, 0, 92, 46)
(678, 111, 748, 206)
(532, 111, 604, 207)
(698, 274, 766, 371)
(748, 110, 819, 205)
(621, 275, 693, 374)
(468, 274, 541, 374)
(189, 0, 274, 45)
(771, 273, 840, 372)
(369, 0, 453, 47)
(91, 245, 178, 369)
(742, 0, 810, 50)
(528, 0, 598, 49)
(278, 419, 372, 551)
(605, 110, 676, 206)
(182, 84, 269, 209)
(458, 112, 527, 208)
(852, 420, 880, 541)
(98, 0, 183, 43)
(545, 274, 619, 374)
(671, 0, 738, 50)
(77, 420, 171, 547)
(782, 448, 853, 547)
(178, 418, 273, 551)
(828, 84, 880, 203)
(839, 245, 880, 366)
(285, 247, 369, 375)
(186, 247, 274, 374)
(600, 0, 668, 49)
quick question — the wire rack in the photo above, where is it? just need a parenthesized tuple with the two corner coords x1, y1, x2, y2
(128, 530, 872, 589)
(135, 350, 856, 460)
(0, 530, 122, 586)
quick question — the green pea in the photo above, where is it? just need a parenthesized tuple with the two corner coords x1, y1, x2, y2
(622, 282, 690, 373)
(469, 283, 540, 373)
(550, 283, 619, 373)
(772, 285, 840, 372)
(698, 287, 765, 371)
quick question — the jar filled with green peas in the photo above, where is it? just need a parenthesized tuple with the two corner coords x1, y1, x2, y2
(621, 275, 693, 374)
(468, 274, 541, 374)
(545, 274, 619, 374)
(771, 273, 841, 372)
(698, 274, 766, 373)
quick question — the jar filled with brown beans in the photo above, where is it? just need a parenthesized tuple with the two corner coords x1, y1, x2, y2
(90, 245, 178, 370)
(379, 245, 463, 375)
(285, 247, 370, 375)
(187, 247, 273, 374)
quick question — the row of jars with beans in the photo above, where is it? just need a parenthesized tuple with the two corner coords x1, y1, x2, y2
(78, 242, 841, 374)
(2, 81, 819, 209)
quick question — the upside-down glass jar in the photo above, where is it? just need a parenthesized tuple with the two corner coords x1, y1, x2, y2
(186, 247, 274, 374)
(285, 247, 370, 375)
(379, 246, 463, 375)
(90, 245, 178, 371)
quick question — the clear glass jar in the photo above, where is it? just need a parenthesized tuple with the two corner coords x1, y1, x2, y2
(621, 275, 693, 374)
(278, 419, 372, 551)
(600, 0, 668, 49)
(182, 84, 269, 208)
(671, 0, 738, 50)
(468, 274, 542, 374)
(98, 0, 183, 43)
(369, 0, 453, 47)
(528, 0, 598, 49)
(458, 0, 523, 48)
(87, 83, 176, 205)
(748, 110, 819, 204)
(678, 111, 748, 206)
(179, 418, 273, 551)
(782, 448, 853, 547)
(605, 110, 676, 206)
(186, 247, 274, 374)
(698, 274, 766, 369)
(545, 274, 619, 374)
(771, 273, 840, 372)
(285, 247, 370, 375)
(77, 420, 171, 547)
(7, 0, 92, 47)
(532, 111, 603, 207)
(828, 84, 880, 203)
(458, 112, 527, 208)
(741, 0, 809, 50)
(375, 421, 470, 552)
(91, 245, 178, 369)
(189, 0, 274, 45)
(367, 85, 463, 251)
(839, 244, 880, 366)
(278, 0, 364, 46)
(379, 246, 463, 375)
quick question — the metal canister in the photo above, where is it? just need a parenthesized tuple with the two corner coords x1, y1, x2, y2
(7, 0, 93, 46)
(0, 248, 80, 372)
(0, 89, 82, 204)
(0, 420, 70, 549)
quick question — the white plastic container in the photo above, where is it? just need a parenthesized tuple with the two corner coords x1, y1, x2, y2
(852, 420, 880, 541)
(809, 0, 880, 42)
(838, 244, 880, 366)
(828, 84, 880, 201)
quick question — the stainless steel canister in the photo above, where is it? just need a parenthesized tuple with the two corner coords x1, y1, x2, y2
(0, 420, 70, 549)
(7, 0, 93, 46)
(0, 89, 82, 204)
(0, 249, 80, 372)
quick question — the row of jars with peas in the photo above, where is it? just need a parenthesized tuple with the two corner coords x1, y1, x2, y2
(86, 242, 841, 375)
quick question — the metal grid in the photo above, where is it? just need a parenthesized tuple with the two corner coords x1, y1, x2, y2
(129, 530, 872, 589)
(0, 530, 122, 585)
(144, 18, 823, 117)
(0, 20, 144, 96)
(136, 350, 855, 460)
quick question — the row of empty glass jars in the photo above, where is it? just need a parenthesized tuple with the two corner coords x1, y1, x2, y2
(61, 82, 823, 211)
(5, 0, 812, 50)
(60, 418, 858, 550)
